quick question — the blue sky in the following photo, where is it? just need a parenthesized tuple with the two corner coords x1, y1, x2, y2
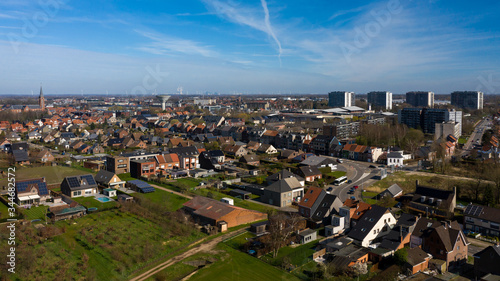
(1, 0, 500, 96)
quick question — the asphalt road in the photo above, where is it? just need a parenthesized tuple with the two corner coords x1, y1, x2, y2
(326, 158, 383, 202)
(462, 118, 492, 156)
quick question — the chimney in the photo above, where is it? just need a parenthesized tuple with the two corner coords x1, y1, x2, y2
(416, 180, 419, 187)
(400, 227, 403, 244)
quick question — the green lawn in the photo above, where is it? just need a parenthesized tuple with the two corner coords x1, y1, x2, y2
(0, 200, 10, 220)
(22, 205, 49, 221)
(261, 241, 317, 267)
(190, 243, 300, 281)
(72, 196, 119, 211)
(175, 178, 202, 188)
(132, 187, 190, 212)
(147, 251, 223, 281)
(224, 232, 256, 250)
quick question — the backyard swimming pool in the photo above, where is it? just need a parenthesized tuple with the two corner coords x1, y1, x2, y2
(95, 197, 112, 203)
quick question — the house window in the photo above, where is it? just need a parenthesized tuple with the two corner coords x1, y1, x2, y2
(374, 230, 376, 234)
(288, 192, 292, 197)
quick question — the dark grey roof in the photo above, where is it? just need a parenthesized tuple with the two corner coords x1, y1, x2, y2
(299, 166, 322, 177)
(348, 205, 390, 241)
(387, 151, 403, 159)
(298, 229, 316, 237)
(169, 146, 199, 156)
(311, 194, 340, 222)
(95, 170, 116, 183)
(411, 217, 441, 238)
(380, 184, 403, 198)
(208, 150, 224, 157)
(266, 177, 302, 193)
(267, 169, 304, 182)
(300, 156, 335, 167)
(13, 150, 29, 162)
(464, 203, 500, 224)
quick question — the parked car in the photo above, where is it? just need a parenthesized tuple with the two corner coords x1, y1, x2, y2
(337, 159, 343, 163)
(350, 196, 356, 200)
(347, 180, 352, 184)
(326, 187, 333, 192)
(369, 165, 376, 168)
(353, 185, 359, 189)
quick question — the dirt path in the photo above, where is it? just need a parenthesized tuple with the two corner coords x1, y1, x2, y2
(129, 228, 247, 281)
(149, 183, 193, 199)
(402, 170, 494, 185)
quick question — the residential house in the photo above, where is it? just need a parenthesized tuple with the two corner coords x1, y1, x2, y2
(106, 155, 129, 174)
(239, 154, 260, 166)
(410, 217, 442, 248)
(298, 166, 322, 182)
(408, 181, 457, 218)
(298, 187, 324, 218)
(474, 245, 500, 278)
(15, 178, 50, 206)
(404, 247, 432, 275)
(342, 144, 369, 161)
(387, 151, 404, 167)
(348, 205, 396, 247)
(36, 149, 54, 163)
(279, 149, 303, 160)
(169, 146, 199, 169)
(342, 199, 372, 228)
(246, 141, 261, 151)
(60, 174, 98, 198)
(160, 153, 181, 171)
(299, 156, 337, 170)
(183, 196, 267, 228)
(376, 213, 418, 256)
(267, 169, 305, 186)
(130, 159, 156, 178)
(327, 244, 369, 269)
(257, 144, 278, 154)
(12, 150, 30, 165)
(261, 177, 304, 207)
(223, 144, 247, 157)
(420, 220, 469, 271)
(94, 170, 125, 189)
(463, 203, 500, 238)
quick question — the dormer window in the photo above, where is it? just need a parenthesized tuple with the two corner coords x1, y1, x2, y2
(429, 198, 434, 204)
(421, 196, 426, 203)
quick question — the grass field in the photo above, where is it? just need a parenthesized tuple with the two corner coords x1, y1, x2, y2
(72, 196, 119, 211)
(21, 205, 49, 221)
(132, 187, 190, 212)
(0, 200, 11, 220)
(224, 232, 256, 250)
(3, 209, 205, 281)
(189, 243, 300, 281)
(147, 251, 222, 281)
(1, 166, 96, 185)
(261, 241, 317, 268)
(361, 191, 379, 205)
(366, 171, 473, 195)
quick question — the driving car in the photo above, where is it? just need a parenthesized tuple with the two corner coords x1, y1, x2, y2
(337, 159, 343, 163)
(369, 165, 376, 168)
(327, 187, 333, 192)
(353, 185, 359, 189)
(350, 196, 356, 200)
(347, 180, 352, 184)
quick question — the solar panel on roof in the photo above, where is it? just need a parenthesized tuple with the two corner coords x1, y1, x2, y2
(140, 186, 155, 193)
(82, 175, 96, 185)
(67, 177, 80, 188)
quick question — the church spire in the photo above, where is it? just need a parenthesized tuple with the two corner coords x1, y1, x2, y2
(39, 83, 45, 110)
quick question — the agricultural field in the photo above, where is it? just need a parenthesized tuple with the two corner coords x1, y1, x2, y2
(0, 209, 205, 281)
(0, 165, 95, 186)
(189, 243, 300, 281)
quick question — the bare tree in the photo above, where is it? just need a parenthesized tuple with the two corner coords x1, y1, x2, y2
(267, 211, 303, 258)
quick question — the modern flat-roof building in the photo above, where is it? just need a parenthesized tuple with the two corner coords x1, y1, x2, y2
(398, 108, 462, 136)
(367, 91, 392, 110)
(451, 91, 483, 110)
(406, 91, 434, 108)
(328, 91, 355, 108)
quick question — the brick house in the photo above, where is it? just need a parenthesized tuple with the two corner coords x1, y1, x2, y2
(298, 166, 322, 182)
(130, 159, 156, 178)
(106, 155, 129, 174)
(420, 221, 469, 271)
